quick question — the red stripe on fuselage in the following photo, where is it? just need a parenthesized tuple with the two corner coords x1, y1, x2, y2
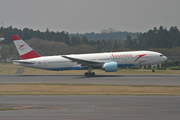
(11, 35, 21, 41)
(20, 50, 41, 60)
(135, 54, 147, 61)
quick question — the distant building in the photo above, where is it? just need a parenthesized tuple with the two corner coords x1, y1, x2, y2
(101, 28, 121, 33)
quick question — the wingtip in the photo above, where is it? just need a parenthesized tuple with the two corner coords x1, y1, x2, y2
(11, 35, 21, 41)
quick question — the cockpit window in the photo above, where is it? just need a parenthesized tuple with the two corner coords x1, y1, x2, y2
(160, 55, 164, 57)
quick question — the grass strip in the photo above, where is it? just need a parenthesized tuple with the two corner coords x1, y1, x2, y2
(0, 84, 180, 95)
(0, 108, 16, 111)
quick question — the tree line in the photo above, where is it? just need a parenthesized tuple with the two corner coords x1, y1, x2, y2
(69, 31, 139, 41)
(124, 26, 180, 49)
(0, 26, 71, 45)
(1, 26, 180, 49)
(0, 26, 139, 45)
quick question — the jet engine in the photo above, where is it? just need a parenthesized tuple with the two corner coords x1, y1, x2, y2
(102, 62, 118, 72)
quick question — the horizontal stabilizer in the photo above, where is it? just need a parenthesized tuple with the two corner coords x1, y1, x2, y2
(13, 60, 35, 64)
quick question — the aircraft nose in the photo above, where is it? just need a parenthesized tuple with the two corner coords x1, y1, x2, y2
(164, 56, 168, 62)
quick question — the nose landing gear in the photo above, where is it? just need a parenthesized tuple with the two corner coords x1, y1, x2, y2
(152, 66, 155, 72)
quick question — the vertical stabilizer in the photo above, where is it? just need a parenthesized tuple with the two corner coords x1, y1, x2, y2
(11, 35, 41, 60)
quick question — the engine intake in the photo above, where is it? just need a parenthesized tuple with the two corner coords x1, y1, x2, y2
(102, 62, 118, 72)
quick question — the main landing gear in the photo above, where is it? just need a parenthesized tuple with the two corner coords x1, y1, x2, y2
(84, 72, 95, 76)
(84, 66, 95, 76)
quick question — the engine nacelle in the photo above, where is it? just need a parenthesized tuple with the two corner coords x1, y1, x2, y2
(102, 62, 118, 72)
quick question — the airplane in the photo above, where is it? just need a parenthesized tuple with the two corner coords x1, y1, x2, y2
(11, 35, 168, 76)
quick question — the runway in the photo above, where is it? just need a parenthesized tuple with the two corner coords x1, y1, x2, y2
(0, 95, 180, 120)
(0, 74, 180, 86)
(0, 74, 180, 119)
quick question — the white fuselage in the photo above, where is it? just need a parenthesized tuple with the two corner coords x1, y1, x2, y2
(13, 51, 167, 71)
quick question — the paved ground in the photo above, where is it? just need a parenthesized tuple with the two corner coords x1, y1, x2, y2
(0, 95, 180, 120)
(0, 75, 180, 119)
(0, 74, 180, 86)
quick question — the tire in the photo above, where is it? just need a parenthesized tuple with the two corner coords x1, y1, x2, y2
(92, 72, 95, 76)
(84, 72, 89, 76)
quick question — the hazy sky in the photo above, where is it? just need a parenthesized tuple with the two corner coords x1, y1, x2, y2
(0, 0, 180, 33)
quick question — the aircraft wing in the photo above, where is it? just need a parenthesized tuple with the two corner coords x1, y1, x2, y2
(62, 55, 104, 67)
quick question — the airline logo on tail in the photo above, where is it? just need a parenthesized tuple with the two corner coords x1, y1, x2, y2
(11, 35, 41, 60)
(18, 44, 25, 49)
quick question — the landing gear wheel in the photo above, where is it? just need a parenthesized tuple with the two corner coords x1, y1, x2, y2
(92, 72, 95, 76)
(84, 72, 89, 76)
(84, 72, 95, 76)
(152, 69, 155, 72)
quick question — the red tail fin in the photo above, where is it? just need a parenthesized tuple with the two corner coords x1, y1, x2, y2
(11, 35, 41, 60)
